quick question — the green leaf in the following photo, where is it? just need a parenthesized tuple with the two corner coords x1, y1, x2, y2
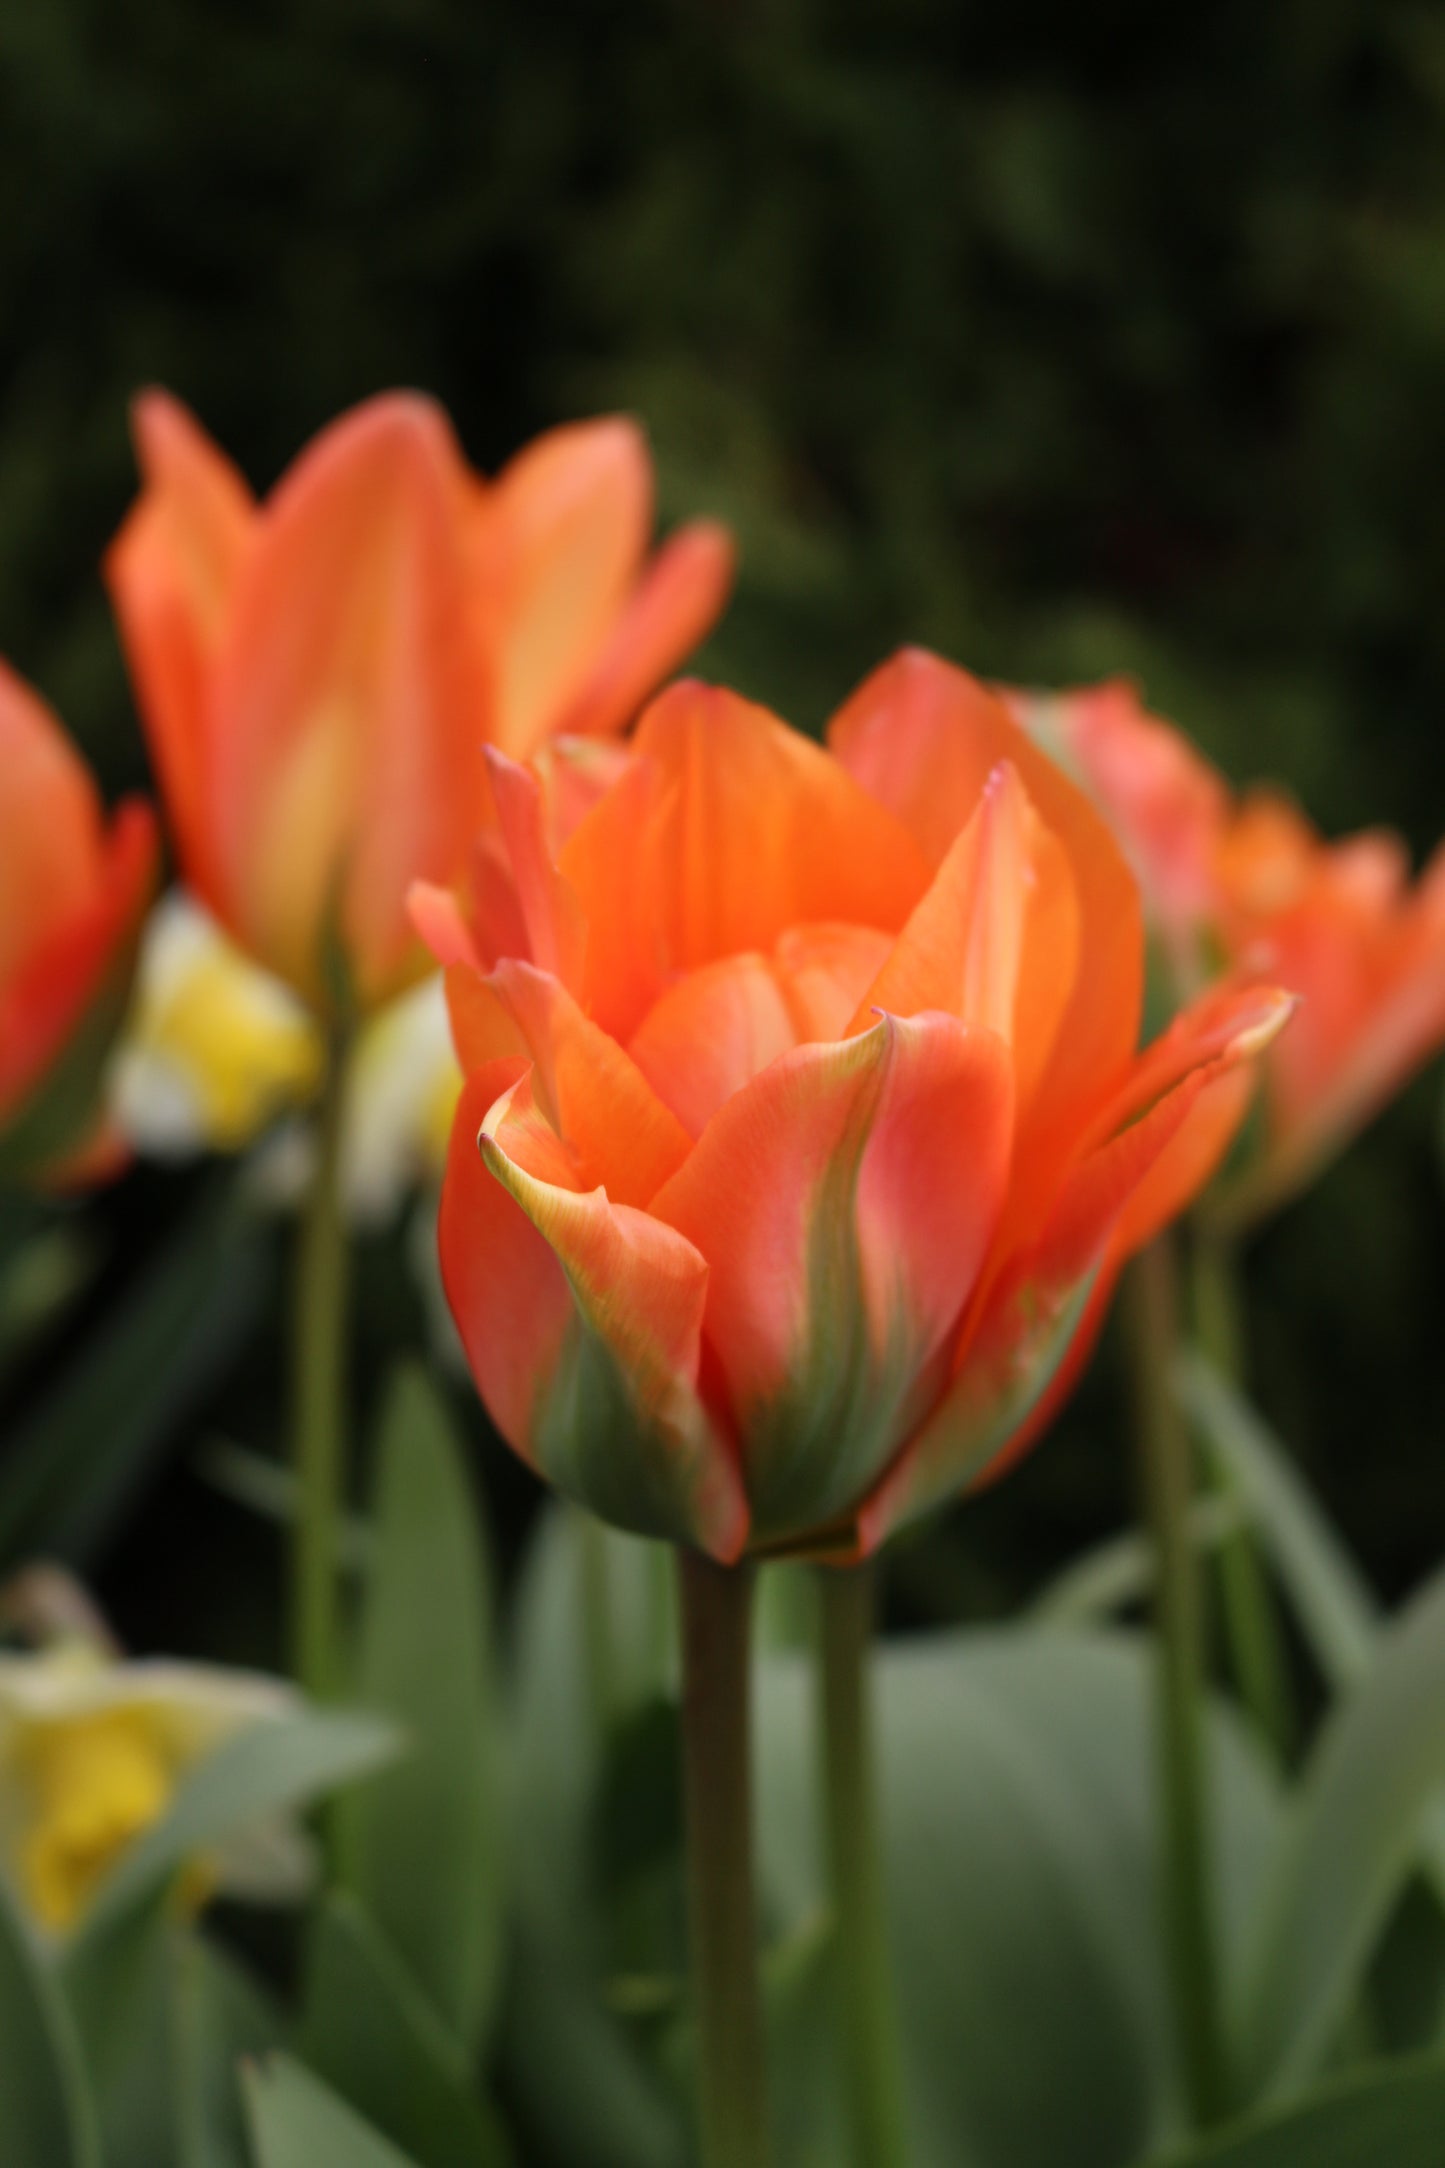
(0, 1869, 98, 2168)
(300, 1894, 512, 2168)
(1181, 1355, 1445, 1921)
(1142, 2052, 1445, 2165)
(0, 1178, 266, 1569)
(498, 1923, 688, 2168)
(1233, 1561, 1445, 2100)
(242, 2056, 419, 2168)
(73, 1708, 398, 1948)
(1030, 1495, 1244, 1625)
(64, 1900, 177, 2168)
(504, 1506, 689, 2167)
(1177, 1354, 1378, 1686)
(757, 1626, 1282, 2168)
(511, 1504, 677, 1945)
(342, 1367, 503, 2049)
(172, 1934, 283, 2168)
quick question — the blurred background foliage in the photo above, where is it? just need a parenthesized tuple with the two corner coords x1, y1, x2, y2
(2, 0, 1444, 1654)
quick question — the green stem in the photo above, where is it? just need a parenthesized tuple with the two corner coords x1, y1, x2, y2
(677, 1549, 772, 2168)
(291, 1030, 351, 1700)
(819, 1562, 910, 2168)
(1191, 1231, 1294, 1760)
(1125, 1236, 1226, 2127)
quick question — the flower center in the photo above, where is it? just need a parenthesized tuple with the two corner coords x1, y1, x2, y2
(20, 1710, 174, 1929)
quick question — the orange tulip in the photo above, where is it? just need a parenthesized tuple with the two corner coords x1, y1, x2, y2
(1012, 678, 1445, 1219)
(424, 650, 1291, 1560)
(1212, 794, 1445, 1215)
(0, 663, 156, 1179)
(106, 390, 733, 1013)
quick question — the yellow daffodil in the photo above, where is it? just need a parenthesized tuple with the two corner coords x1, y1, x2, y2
(0, 1641, 309, 1933)
(110, 891, 461, 1221)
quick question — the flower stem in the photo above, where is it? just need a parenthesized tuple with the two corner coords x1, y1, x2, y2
(677, 1549, 772, 2168)
(291, 1029, 351, 1700)
(1125, 1235, 1226, 2127)
(1190, 1230, 1294, 1761)
(819, 1561, 910, 2168)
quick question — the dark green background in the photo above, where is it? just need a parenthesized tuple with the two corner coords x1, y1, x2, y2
(3, 0, 1443, 1649)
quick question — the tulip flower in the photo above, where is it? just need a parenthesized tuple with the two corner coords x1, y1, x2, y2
(0, 661, 156, 1181)
(0, 1640, 308, 1932)
(106, 388, 734, 1013)
(112, 889, 460, 1222)
(426, 650, 1291, 1561)
(1011, 678, 1445, 1220)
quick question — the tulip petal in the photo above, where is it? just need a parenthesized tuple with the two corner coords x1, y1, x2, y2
(629, 953, 800, 1138)
(651, 1011, 1013, 1546)
(479, 418, 651, 759)
(856, 983, 1293, 1550)
(556, 520, 736, 740)
(105, 392, 254, 911)
(439, 1067, 745, 1557)
(828, 648, 1140, 1145)
(0, 799, 159, 1140)
(482, 749, 587, 989)
(772, 923, 894, 1041)
(561, 681, 929, 1039)
(211, 395, 482, 1002)
(476, 959, 692, 1205)
(0, 664, 104, 984)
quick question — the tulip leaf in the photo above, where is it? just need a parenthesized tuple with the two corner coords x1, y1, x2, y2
(172, 1933, 283, 2168)
(757, 1624, 1282, 2168)
(504, 1506, 689, 2167)
(0, 1176, 266, 1569)
(1177, 1354, 1379, 1687)
(0, 1868, 99, 2168)
(299, 1894, 512, 2168)
(242, 2056, 420, 2168)
(340, 1366, 503, 2050)
(60, 1898, 175, 2168)
(1140, 2051, 1445, 2165)
(498, 1922, 688, 2168)
(73, 1708, 399, 1950)
(1232, 1560, 1445, 2100)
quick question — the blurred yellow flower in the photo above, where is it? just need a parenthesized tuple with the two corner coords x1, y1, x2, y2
(111, 890, 321, 1153)
(111, 891, 461, 1220)
(0, 1642, 308, 1932)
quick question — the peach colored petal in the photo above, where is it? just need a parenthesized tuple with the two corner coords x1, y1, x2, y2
(0, 663, 102, 985)
(477, 417, 651, 760)
(629, 953, 800, 1139)
(856, 983, 1293, 1549)
(482, 749, 587, 989)
(555, 520, 736, 740)
(480, 959, 692, 1204)
(561, 681, 929, 1040)
(651, 1012, 1013, 1545)
(209, 394, 483, 1003)
(848, 762, 1029, 1037)
(104, 393, 254, 911)
(439, 1066, 745, 1557)
(0, 799, 159, 1128)
(772, 923, 895, 1042)
(828, 648, 1141, 1148)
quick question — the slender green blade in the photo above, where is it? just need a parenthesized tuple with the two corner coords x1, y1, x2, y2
(343, 1367, 503, 2049)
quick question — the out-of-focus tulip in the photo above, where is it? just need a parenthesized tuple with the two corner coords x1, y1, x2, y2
(111, 890, 461, 1223)
(0, 1641, 309, 1933)
(424, 650, 1291, 1562)
(1011, 677, 1445, 1218)
(1009, 679, 1228, 990)
(1212, 794, 1445, 1215)
(106, 390, 734, 1013)
(0, 662, 156, 1181)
